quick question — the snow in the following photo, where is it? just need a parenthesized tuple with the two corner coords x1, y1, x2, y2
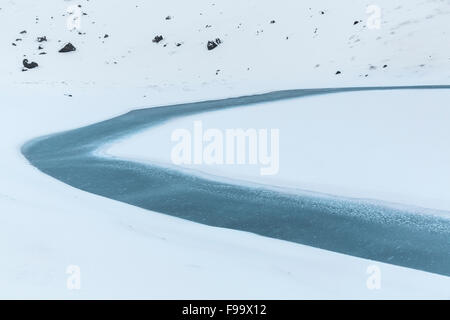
(2, 0, 450, 91)
(1, 0, 450, 298)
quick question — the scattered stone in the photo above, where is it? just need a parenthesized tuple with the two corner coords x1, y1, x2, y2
(383, 64, 388, 68)
(20, 30, 27, 34)
(104, 34, 109, 38)
(165, 15, 172, 20)
(176, 42, 182, 47)
(353, 21, 359, 25)
(335, 70, 342, 75)
(59, 42, 76, 53)
(37, 36, 47, 42)
(38, 45, 44, 50)
(152, 35, 163, 43)
(270, 20, 276, 24)
(23, 59, 38, 69)
(207, 41, 218, 50)
(12, 43, 16, 46)
(39, 52, 47, 55)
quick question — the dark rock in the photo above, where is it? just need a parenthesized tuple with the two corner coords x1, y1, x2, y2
(207, 41, 218, 50)
(353, 21, 359, 25)
(104, 34, 109, 38)
(20, 30, 27, 34)
(335, 71, 341, 75)
(207, 38, 223, 50)
(270, 20, 276, 24)
(59, 42, 76, 53)
(23, 59, 38, 69)
(37, 36, 47, 42)
(165, 15, 172, 20)
(383, 64, 388, 68)
(152, 35, 163, 43)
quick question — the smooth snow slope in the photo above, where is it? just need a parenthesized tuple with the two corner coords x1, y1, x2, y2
(1, 0, 450, 298)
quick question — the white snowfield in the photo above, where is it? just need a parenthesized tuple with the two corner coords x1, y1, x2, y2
(1, 0, 450, 298)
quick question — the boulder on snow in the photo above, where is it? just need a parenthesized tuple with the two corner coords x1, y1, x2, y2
(207, 38, 222, 51)
(152, 35, 163, 43)
(207, 41, 217, 50)
(37, 36, 47, 42)
(23, 59, 38, 69)
(59, 42, 76, 53)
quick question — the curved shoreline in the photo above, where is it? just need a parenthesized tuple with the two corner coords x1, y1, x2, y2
(22, 85, 450, 276)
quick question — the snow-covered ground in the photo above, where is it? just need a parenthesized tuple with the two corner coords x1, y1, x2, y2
(1, 0, 450, 298)
(3, 0, 450, 91)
